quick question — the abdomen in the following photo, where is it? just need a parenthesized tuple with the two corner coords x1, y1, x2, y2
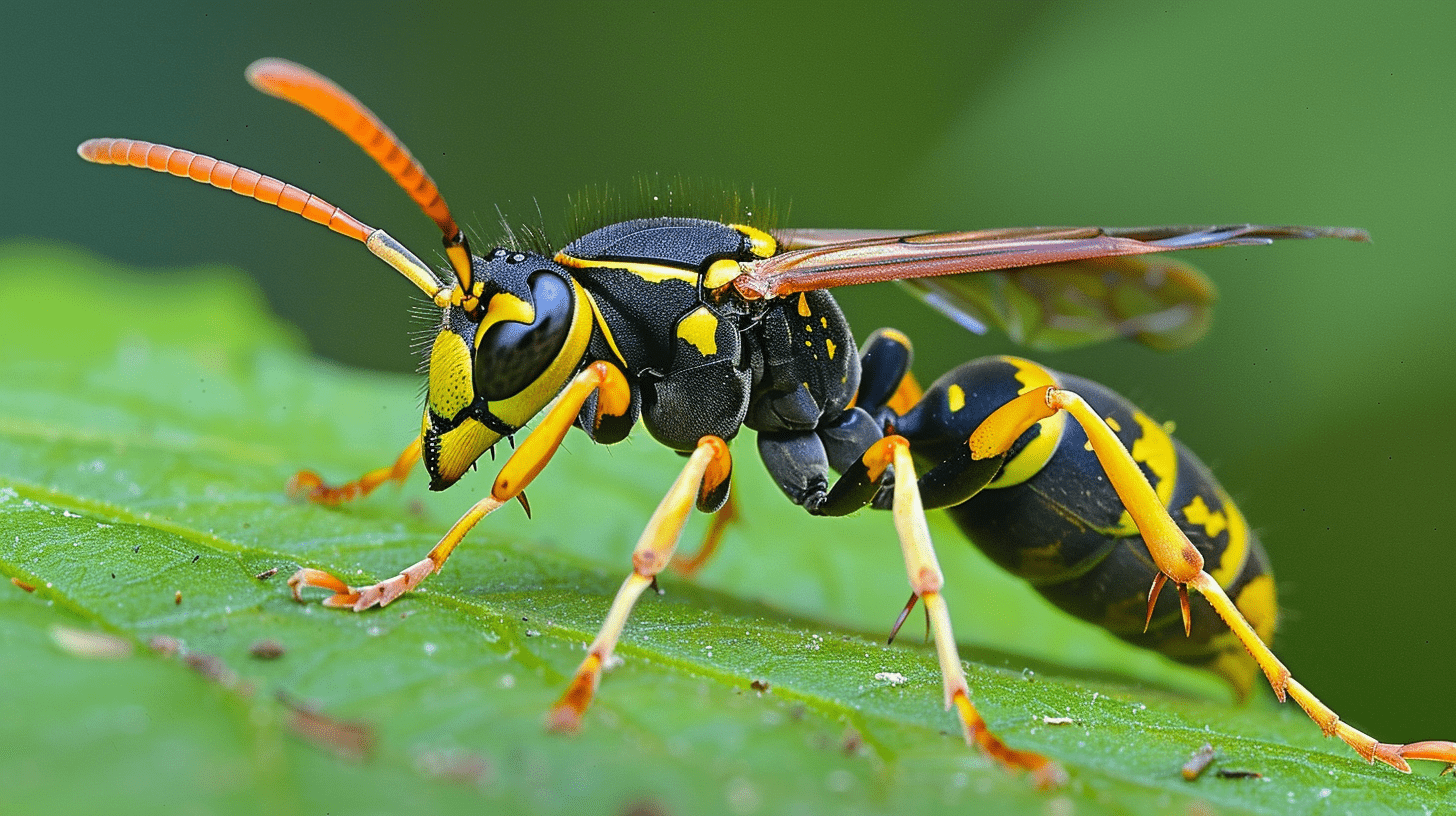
(902, 356, 1277, 696)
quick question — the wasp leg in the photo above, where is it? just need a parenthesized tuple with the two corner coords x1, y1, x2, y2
(807, 435, 1064, 786)
(549, 435, 732, 731)
(671, 473, 739, 577)
(288, 435, 422, 506)
(854, 328, 923, 419)
(1188, 574, 1456, 772)
(288, 361, 633, 611)
(975, 385, 1456, 772)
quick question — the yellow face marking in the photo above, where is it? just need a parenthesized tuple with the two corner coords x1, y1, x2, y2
(555, 253, 700, 285)
(677, 307, 719, 356)
(947, 383, 966, 412)
(825, 338, 837, 360)
(433, 417, 502, 484)
(796, 293, 811, 317)
(731, 224, 777, 258)
(987, 356, 1066, 489)
(473, 292, 535, 351)
(1105, 416, 1121, 433)
(820, 316, 827, 328)
(704, 259, 742, 289)
(428, 330, 475, 421)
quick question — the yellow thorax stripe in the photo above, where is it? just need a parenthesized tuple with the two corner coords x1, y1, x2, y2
(580, 288, 627, 369)
(554, 253, 700, 285)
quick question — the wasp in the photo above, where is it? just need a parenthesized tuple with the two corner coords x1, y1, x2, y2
(77, 59, 1456, 785)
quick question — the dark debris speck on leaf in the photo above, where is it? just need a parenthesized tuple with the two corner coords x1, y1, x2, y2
(249, 640, 286, 660)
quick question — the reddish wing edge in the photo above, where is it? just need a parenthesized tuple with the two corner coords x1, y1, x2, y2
(741, 224, 1369, 299)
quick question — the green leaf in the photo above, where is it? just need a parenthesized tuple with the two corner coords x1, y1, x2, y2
(1, 241, 1449, 816)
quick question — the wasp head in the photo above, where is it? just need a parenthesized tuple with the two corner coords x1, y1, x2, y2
(420, 249, 592, 490)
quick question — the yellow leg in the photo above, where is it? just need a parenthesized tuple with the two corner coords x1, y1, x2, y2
(862, 435, 1065, 787)
(976, 385, 1456, 773)
(288, 435, 422, 505)
(1190, 573, 1456, 771)
(548, 436, 732, 732)
(886, 369, 924, 416)
(289, 361, 632, 610)
(671, 475, 739, 577)
(289, 494, 505, 610)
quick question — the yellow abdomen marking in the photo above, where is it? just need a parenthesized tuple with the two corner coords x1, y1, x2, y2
(947, 384, 966, 412)
(677, 307, 719, 357)
(1002, 356, 1058, 394)
(1182, 495, 1228, 539)
(1234, 572, 1278, 643)
(1107, 412, 1179, 535)
(1130, 412, 1177, 506)
(1208, 489, 1252, 588)
(987, 357, 1066, 489)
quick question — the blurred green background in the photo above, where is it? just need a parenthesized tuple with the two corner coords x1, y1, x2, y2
(8, 0, 1454, 747)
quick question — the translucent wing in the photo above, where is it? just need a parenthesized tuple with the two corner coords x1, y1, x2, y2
(743, 225, 1368, 351)
(901, 253, 1217, 352)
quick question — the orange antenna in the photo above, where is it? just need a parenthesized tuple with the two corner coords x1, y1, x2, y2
(78, 137, 448, 304)
(245, 58, 475, 293)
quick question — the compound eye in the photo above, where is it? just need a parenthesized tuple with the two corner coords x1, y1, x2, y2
(473, 272, 574, 401)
